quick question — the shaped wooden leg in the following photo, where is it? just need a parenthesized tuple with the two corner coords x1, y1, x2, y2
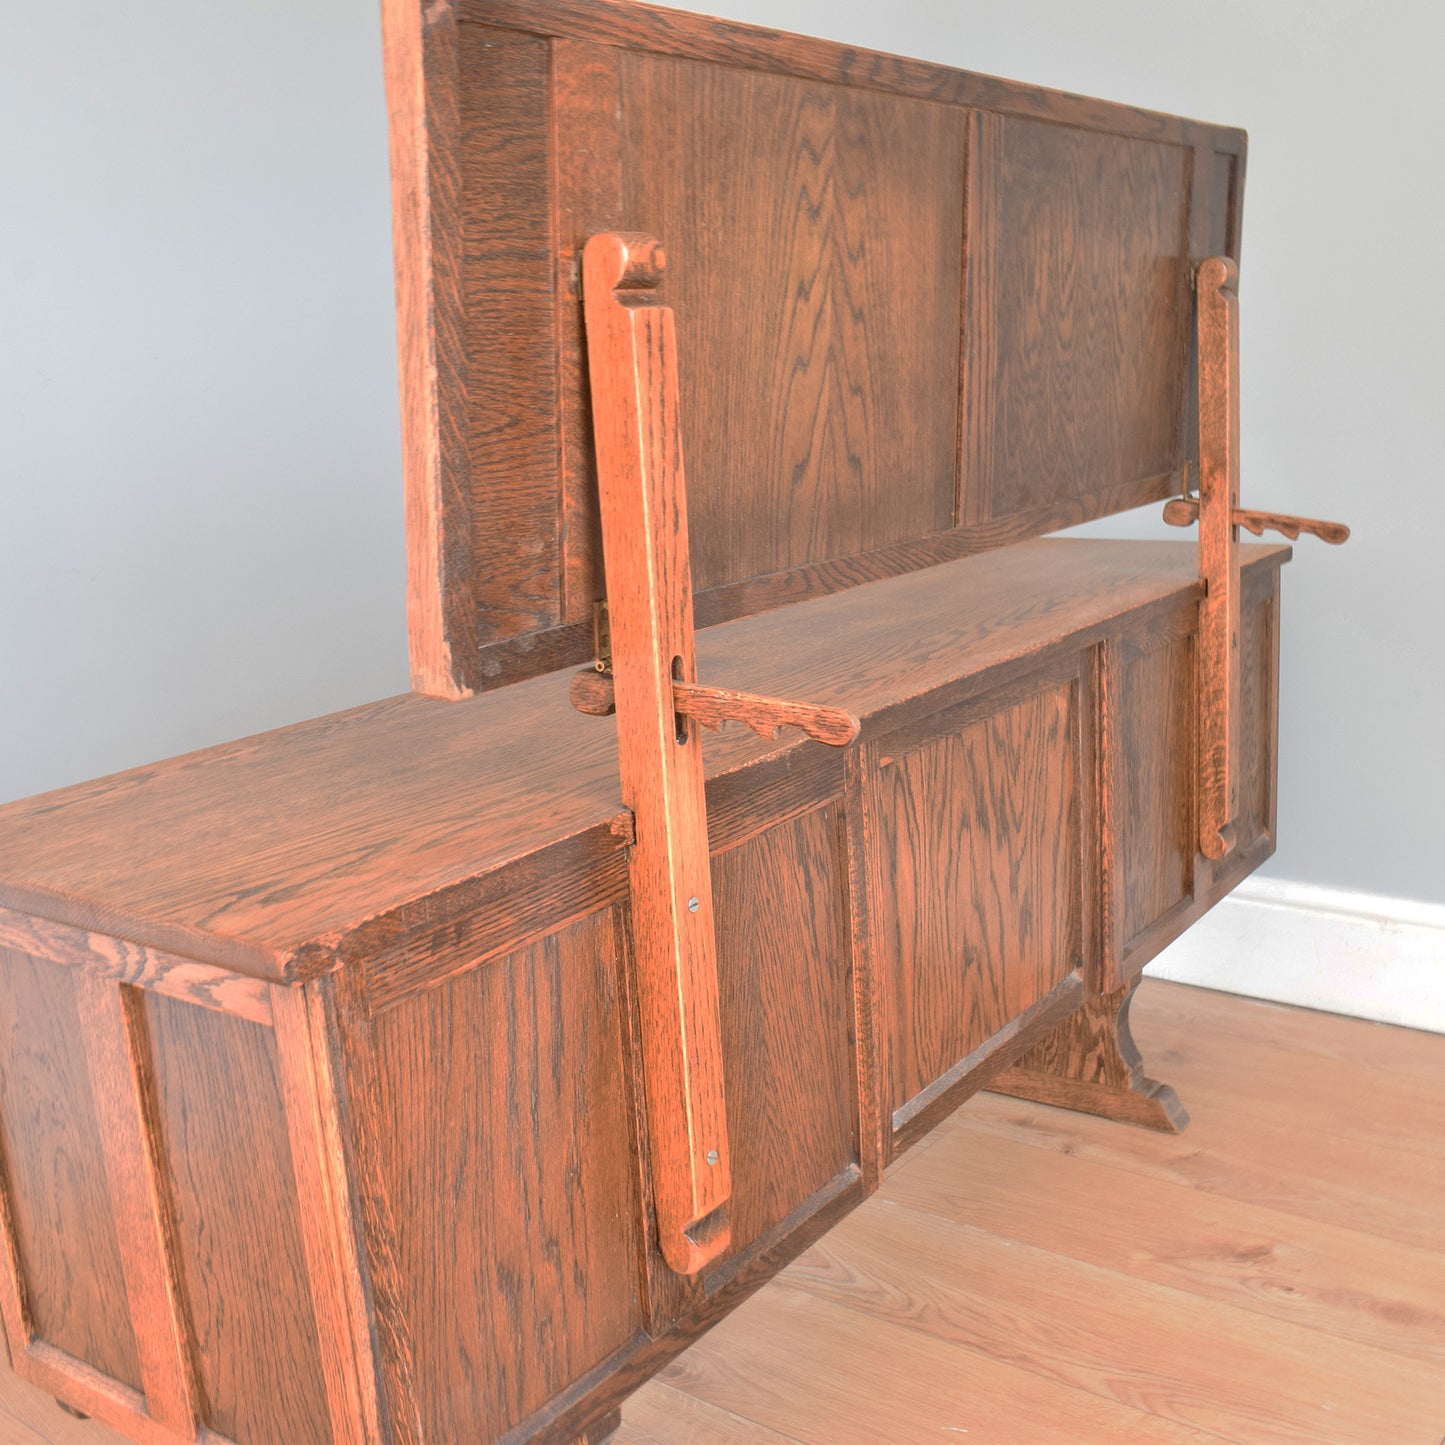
(987, 979, 1188, 1132)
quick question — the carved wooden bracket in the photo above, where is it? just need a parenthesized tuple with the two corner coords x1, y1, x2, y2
(577, 232, 860, 1275)
(1171, 256, 1349, 861)
(570, 670, 859, 748)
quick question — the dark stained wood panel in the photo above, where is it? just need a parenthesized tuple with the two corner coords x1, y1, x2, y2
(1235, 574, 1278, 854)
(142, 994, 331, 1445)
(710, 806, 856, 1264)
(1118, 635, 1196, 946)
(390, 1, 1246, 694)
(622, 53, 966, 592)
(553, 39, 625, 624)
(963, 116, 1191, 521)
(871, 678, 1083, 1119)
(0, 542, 1289, 980)
(458, 23, 561, 640)
(0, 950, 141, 1392)
(365, 908, 642, 1442)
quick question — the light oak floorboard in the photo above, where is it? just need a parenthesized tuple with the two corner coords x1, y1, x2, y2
(619, 981, 1444, 1444)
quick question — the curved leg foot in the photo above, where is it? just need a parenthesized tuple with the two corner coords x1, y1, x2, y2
(988, 978, 1188, 1132)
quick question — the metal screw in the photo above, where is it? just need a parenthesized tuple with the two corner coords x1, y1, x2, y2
(687, 896, 700, 913)
(706, 1149, 719, 1166)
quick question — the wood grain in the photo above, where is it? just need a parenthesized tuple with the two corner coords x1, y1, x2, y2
(0, 907, 272, 1025)
(868, 676, 1082, 1123)
(1194, 254, 1243, 861)
(990, 978, 1189, 1132)
(381, 0, 474, 699)
(459, 23, 562, 642)
(1116, 630, 1196, 949)
(963, 115, 1191, 521)
(0, 541, 1288, 987)
(73, 977, 198, 1435)
(708, 807, 856, 1270)
(142, 993, 331, 1444)
(0, 950, 141, 1391)
(386, 0, 1244, 692)
(582, 231, 731, 1274)
(787, 1194, 1443, 1444)
(272, 981, 384, 1445)
(553, 39, 625, 624)
(622, 53, 965, 592)
(363, 909, 642, 1443)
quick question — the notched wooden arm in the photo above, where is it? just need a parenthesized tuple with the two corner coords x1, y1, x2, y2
(1163, 497, 1350, 546)
(570, 670, 860, 748)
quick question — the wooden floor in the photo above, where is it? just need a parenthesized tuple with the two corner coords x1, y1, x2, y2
(2, 980, 1441, 1444)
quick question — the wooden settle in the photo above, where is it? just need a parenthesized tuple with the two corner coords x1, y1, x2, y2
(0, 0, 1346, 1441)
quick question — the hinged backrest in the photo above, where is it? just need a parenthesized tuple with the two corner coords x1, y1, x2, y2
(384, 0, 1245, 697)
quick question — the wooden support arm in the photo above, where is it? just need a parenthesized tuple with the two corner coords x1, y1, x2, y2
(1162, 497, 1349, 545)
(579, 233, 863, 1272)
(582, 232, 731, 1275)
(570, 670, 860, 748)
(1183, 256, 1348, 863)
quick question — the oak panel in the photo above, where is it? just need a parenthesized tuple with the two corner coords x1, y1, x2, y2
(964, 116, 1190, 520)
(1119, 634, 1196, 946)
(710, 806, 856, 1265)
(1235, 574, 1278, 854)
(622, 53, 966, 592)
(366, 908, 641, 1443)
(871, 678, 1083, 1120)
(0, 950, 141, 1392)
(142, 993, 331, 1445)
(458, 23, 560, 640)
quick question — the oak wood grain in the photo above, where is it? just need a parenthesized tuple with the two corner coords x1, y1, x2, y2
(0, 541, 1288, 988)
(708, 807, 856, 1270)
(1194, 254, 1243, 861)
(272, 982, 385, 1445)
(990, 978, 1189, 1132)
(868, 675, 1083, 1123)
(622, 53, 965, 591)
(141, 993, 331, 1444)
(582, 231, 731, 1273)
(963, 115, 1191, 523)
(386, 0, 1246, 692)
(73, 978, 199, 1436)
(362, 908, 642, 1444)
(381, 0, 474, 699)
(788, 1195, 1443, 1444)
(0, 950, 141, 1392)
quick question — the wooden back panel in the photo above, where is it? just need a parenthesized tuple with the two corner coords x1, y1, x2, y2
(385, 0, 1245, 696)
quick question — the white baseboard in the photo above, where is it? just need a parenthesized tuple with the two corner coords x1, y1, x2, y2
(1144, 877, 1445, 1034)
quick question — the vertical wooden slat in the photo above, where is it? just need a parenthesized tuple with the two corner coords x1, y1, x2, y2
(1195, 255, 1242, 861)
(844, 747, 885, 1191)
(0, 1117, 33, 1363)
(74, 975, 200, 1439)
(1095, 640, 1126, 993)
(382, 0, 474, 699)
(582, 232, 732, 1276)
(272, 981, 385, 1445)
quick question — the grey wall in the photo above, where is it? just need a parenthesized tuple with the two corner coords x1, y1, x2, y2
(0, 1, 409, 797)
(3, 1, 1440, 905)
